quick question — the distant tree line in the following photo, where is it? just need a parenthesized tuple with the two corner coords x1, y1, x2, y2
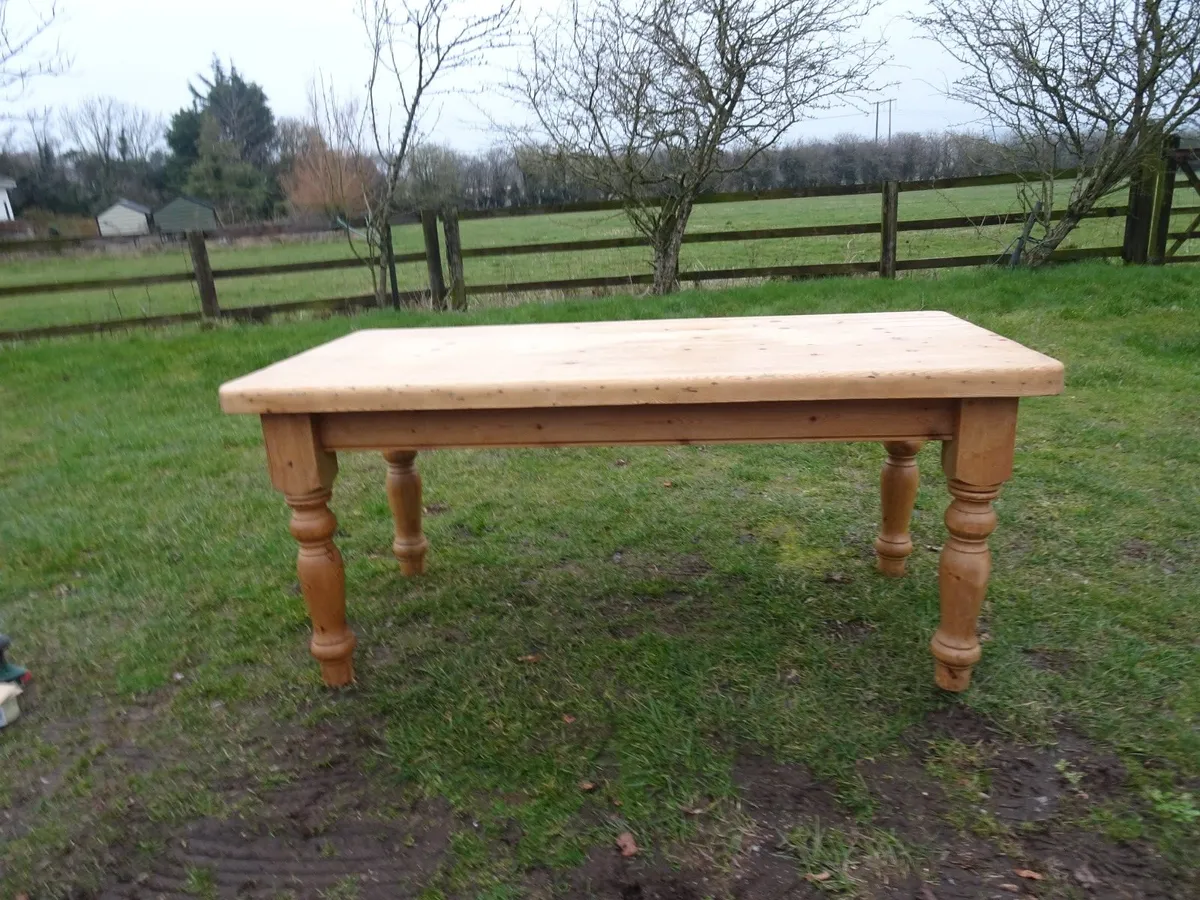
(281, 129, 1079, 220)
(2, 94, 1060, 229)
(407, 131, 1075, 212)
(0, 58, 1177, 237)
(5, 0, 1200, 280)
(0, 58, 311, 227)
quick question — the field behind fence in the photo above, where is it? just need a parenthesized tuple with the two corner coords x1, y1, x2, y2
(3, 164, 1198, 339)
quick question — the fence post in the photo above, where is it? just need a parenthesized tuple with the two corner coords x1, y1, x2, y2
(1123, 181, 1155, 264)
(1122, 182, 1143, 264)
(1123, 144, 1159, 264)
(186, 231, 220, 317)
(442, 206, 467, 310)
(420, 209, 447, 308)
(1149, 134, 1181, 265)
(879, 181, 899, 279)
(383, 222, 401, 308)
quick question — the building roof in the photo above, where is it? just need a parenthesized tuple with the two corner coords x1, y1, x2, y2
(154, 195, 221, 233)
(103, 198, 152, 216)
(0, 176, 16, 190)
(158, 195, 217, 212)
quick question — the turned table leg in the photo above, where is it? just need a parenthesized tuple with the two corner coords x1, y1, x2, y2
(384, 450, 428, 576)
(931, 399, 1017, 691)
(263, 415, 356, 687)
(875, 440, 924, 576)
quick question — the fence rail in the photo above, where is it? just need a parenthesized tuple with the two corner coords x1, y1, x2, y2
(0, 270, 197, 298)
(457, 203, 1134, 264)
(451, 168, 1086, 222)
(0, 160, 1193, 342)
(0, 212, 423, 256)
(0, 252, 431, 298)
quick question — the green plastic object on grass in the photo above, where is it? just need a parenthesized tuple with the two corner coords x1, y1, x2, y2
(0, 635, 29, 684)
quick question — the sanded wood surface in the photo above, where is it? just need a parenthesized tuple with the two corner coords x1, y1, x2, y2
(220, 312, 1063, 414)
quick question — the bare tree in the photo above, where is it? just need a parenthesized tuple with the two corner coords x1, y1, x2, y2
(514, 0, 883, 294)
(57, 97, 163, 205)
(23, 103, 52, 152)
(400, 142, 465, 208)
(275, 116, 309, 167)
(286, 78, 379, 221)
(356, 0, 516, 306)
(62, 97, 163, 162)
(1, 0, 64, 99)
(916, 0, 1200, 265)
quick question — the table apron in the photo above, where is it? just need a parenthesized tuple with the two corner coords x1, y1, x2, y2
(314, 398, 958, 451)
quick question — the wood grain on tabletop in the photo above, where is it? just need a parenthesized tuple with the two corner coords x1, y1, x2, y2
(219, 311, 1065, 414)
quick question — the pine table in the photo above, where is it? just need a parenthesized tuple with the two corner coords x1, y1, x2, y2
(220, 311, 1064, 691)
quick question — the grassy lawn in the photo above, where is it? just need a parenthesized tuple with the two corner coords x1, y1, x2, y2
(1, 263, 1198, 898)
(3, 178, 1187, 333)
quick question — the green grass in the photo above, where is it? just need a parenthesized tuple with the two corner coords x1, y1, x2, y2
(1, 263, 1199, 895)
(784, 820, 914, 894)
(0, 178, 1181, 332)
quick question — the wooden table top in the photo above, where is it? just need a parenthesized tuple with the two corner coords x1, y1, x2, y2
(219, 311, 1064, 414)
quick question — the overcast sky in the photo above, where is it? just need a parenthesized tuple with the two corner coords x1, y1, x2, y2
(10, 0, 985, 150)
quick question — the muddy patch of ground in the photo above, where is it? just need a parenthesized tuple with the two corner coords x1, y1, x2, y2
(528, 847, 714, 900)
(820, 617, 877, 644)
(540, 708, 1188, 900)
(96, 725, 452, 900)
(855, 705, 1184, 900)
(1119, 538, 1185, 575)
(597, 590, 714, 638)
(610, 550, 714, 579)
(1, 691, 177, 849)
(732, 751, 849, 831)
(69, 705, 1191, 900)
(1022, 647, 1076, 673)
(99, 800, 452, 900)
(914, 705, 1130, 820)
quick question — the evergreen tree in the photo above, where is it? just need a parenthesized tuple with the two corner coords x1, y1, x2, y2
(165, 58, 277, 205)
(183, 116, 271, 222)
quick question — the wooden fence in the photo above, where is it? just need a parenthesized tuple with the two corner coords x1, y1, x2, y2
(2, 156, 1197, 342)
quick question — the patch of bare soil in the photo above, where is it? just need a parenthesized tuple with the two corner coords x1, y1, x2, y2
(99, 802, 451, 900)
(96, 726, 452, 900)
(1, 690, 175, 849)
(527, 835, 825, 900)
(1119, 538, 1185, 575)
(542, 709, 1189, 900)
(821, 617, 877, 644)
(732, 751, 848, 831)
(1022, 647, 1076, 673)
(601, 590, 714, 638)
(916, 706, 1129, 820)
(532, 752, 845, 900)
(71, 705, 1189, 900)
(610, 551, 714, 579)
(857, 705, 1188, 900)
(532, 847, 714, 900)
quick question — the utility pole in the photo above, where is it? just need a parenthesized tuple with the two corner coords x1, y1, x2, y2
(873, 99, 896, 143)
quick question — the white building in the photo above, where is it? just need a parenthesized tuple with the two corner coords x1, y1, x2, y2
(96, 198, 152, 236)
(0, 176, 15, 221)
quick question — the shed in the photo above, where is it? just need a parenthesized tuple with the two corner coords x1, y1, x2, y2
(155, 196, 219, 234)
(0, 176, 16, 222)
(97, 198, 152, 236)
